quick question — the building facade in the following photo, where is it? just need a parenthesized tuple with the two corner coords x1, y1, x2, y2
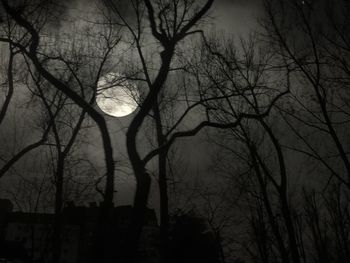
(0, 200, 159, 263)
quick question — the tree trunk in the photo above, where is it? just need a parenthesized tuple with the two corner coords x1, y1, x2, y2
(153, 101, 169, 263)
(0, 47, 14, 126)
(123, 168, 151, 263)
(260, 120, 300, 263)
(249, 145, 289, 262)
(158, 149, 169, 261)
(52, 154, 64, 263)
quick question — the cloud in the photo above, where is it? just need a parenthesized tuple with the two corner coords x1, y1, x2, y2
(212, 0, 263, 36)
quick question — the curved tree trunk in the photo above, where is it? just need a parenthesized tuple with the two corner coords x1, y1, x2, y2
(124, 46, 175, 262)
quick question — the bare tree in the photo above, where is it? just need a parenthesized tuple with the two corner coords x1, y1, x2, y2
(0, 2, 124, 262)
(0, 0, 116, 215)
(184, 31, 300, 262)
(26, 65, 89, 263)
(263, 0, 350, 188)
(0, 8, 54, 179)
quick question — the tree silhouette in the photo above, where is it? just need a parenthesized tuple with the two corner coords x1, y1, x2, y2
(169, 211, 221, 263)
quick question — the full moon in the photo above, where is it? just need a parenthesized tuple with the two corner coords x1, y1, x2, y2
(96, 73, 139, 117)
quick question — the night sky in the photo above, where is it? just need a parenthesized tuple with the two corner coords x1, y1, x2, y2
(2, 1, 350, 262)
(0, 0, 264, 210)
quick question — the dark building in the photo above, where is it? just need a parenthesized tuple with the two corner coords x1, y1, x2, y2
(0, 200, 159, 263)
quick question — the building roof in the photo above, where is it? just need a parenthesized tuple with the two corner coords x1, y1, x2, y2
(5, 202, 157, 227)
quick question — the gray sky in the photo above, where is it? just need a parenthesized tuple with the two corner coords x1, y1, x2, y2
(0, 0, 264, 211)
(213, 0, 263, 35)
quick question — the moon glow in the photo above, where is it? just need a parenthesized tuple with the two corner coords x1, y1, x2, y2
(96, 73, 139, 117)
